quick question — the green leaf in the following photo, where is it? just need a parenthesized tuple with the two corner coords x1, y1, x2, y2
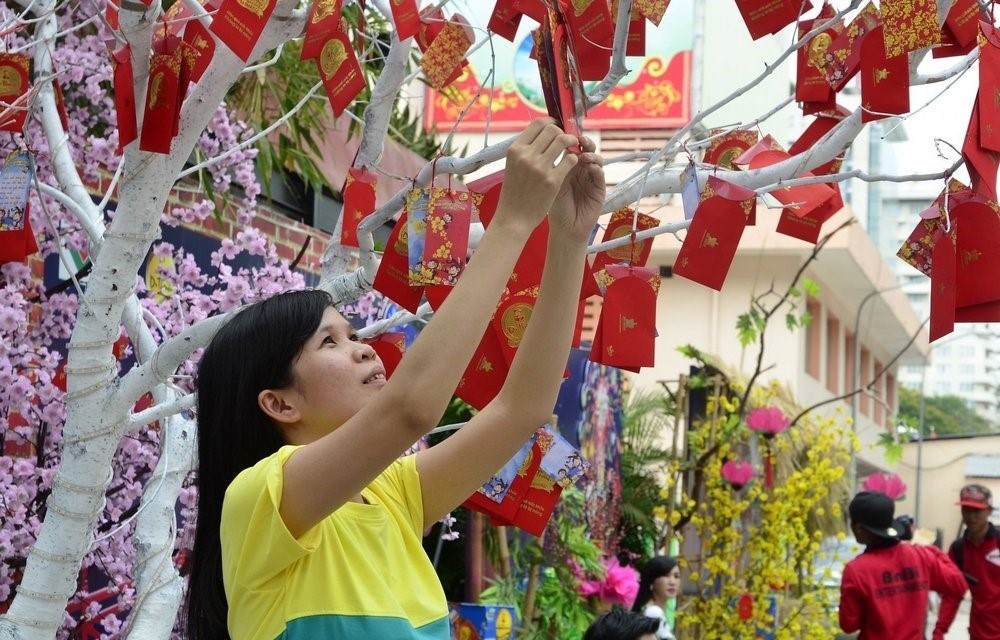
(799, 310, 813, 328)
(737, 313, 756, 347)
(788, 286, 801, 298)
(785, 312, 798, 330)
(802, 278, 820, 298)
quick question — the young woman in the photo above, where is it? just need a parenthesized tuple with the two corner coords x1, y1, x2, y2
(631, 556, 682, 640)
(185, 119, 606, 640)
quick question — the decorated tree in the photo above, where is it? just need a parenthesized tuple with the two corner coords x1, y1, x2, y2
(0, 0, 997, 638)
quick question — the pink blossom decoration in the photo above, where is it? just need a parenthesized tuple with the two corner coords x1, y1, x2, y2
(746, 406, 791, 438)
(576, 557, 639, 607)
(721, 459, 755, 490)
(862, 472, 907, 500)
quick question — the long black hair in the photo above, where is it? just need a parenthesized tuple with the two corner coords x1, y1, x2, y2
(185, 289, 334, 640)
(631, 555, 679, 612)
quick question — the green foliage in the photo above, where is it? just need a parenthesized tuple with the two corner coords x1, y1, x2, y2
(896, 386, 998, 437)
(480, 488, 603, 640)
(876, 431, 907, 466)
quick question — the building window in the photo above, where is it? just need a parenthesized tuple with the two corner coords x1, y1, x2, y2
(826, 314, 841, 394)
(845, 332, 856, 392)
(874, 360, 885, 426)
(860, 348, 871, 418)
(806, 299, 822, 380)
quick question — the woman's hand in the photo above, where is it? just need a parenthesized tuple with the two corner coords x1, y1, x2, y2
(548, 136, 606, 245)
(493, 118, 582, 234)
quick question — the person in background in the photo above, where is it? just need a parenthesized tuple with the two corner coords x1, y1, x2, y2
(936, 484, 1000, 640)
(631, 556, 681, 639)
(839, 491, 967, 640)
(585, 609, 661, 640)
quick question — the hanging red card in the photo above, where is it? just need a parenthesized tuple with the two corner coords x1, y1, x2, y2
(372, 213, 425, 313)
(341, 167, 377, 248)
(880, 0, 938, 58)
(416, 6, 446, 52)
(209, 0, 277, 62)
(977, 22, 1000, 153)
(551, 15, 584, 147)
(317, 31, 366, 116)
(895, 180, 971, 276)
(796, 4, 841, 105)
(390, 0, 421, 41)
(421, 14, 473, 90)
(734, 135, 836, 218)
(505, 467, 563, 536)
(595, 265, 658, 368)
(0, 54, 30, 133)
(183, 19, 216, 83)
(111, 44, 139, 154)
(364, 332, 406, 379)
(587, 207, 659, 298)
(734, 0, 800, 41)
(301, 0, 345, 61)
(822, 1, 881, 92)
(788, 108, 849, 175)
(558, 0, 614, 49)
(929, 226, 957, 342)
(634, 0, 670, 27)
(468, 170, 505, 222)
(703, 129, 758, 170)
(962, 98, 1000, 202)
(456, 328, 511, 411)
(513, 0, 546, 23)
(139, 38, 181, 154)
(0, 203, 38, 264)
(493, 291, 537, 367)
(953, 200, 1000, 310)
(775, 184, 842, 244)
(626, 3, 647, 57)
(932, 22, 976, 59)
(468, 436, 542, 524)
(674, 176, 754, 290)
(489, 0, 522, 42)
(945, 0, 981, 48)
(860, 24, 910, 123)
(0, 151, 33, 232)
(422, 190, 473, 286)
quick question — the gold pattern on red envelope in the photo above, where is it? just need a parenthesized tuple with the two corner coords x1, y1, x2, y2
(944, 0, 980, 48)
(822, 1, 881, 92)
(880, 0, 939, 58)
(896, 179, 969, 277)
(301, 0, 345, 60)
(140, 40, 182, 154)
(703, 129, 758, 170)
(977, 22, 1000, 153)
(421, 14, 473, 90)
(422, 189, 472, 286)
(633, 0, 670, 26)
(317, 27, 366, 116)
(209, 0, 278, 61)
(735, 0, 800, 41)
(734, 135, 836, 218)
(0, 54, 30, 133)
(860, 24, 910, 122)
(796, 4, 841, 106)
(390, 0, 421, 41)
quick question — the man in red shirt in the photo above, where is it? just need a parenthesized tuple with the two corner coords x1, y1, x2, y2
(936, 484, 1000, 640)
(839, 491, 967, 639)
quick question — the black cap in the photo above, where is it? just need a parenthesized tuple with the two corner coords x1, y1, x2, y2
(849, 491, 900, 540)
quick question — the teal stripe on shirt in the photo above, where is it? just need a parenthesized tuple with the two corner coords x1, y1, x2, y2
(276, 613, 450, 640)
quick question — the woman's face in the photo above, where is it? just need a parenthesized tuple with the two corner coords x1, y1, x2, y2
(651, 565, 681, 600)
(272, 307, 386, 442)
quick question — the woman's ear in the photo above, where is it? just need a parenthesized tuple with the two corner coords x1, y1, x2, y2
(257, 388, 301, 424)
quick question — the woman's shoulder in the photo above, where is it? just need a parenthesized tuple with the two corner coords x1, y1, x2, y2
(643, 603, 666, 617)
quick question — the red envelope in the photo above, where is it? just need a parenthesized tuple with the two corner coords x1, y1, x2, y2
(788, 108, 849, 175)
(493, 291, 537, 367)
(952, 200, 1000, 310)
(929, 226, 957, 342)
(673, 176, 754, 290)
(586, 207, 659, 298)
(301, 0, 345, 61)
(140, 38, 181, 154)
(513, 0, 546, 23)
(823, 1, 881, 92)
(468, 170, 505, 222)
(734, 135, 836, 218)
(734, 0, 800, 41)
(962, 98, 1000, 202)
(0, 204, 38, 264)
(390, 0, 421, 41)
(703, 129, 758, 170)
(558, 0, 614, 49)
(796, 4, 842, 105)
(801, 92, 838, 116)
(421, 13, 473, 90)
(468, 436, 542, 525)
(0, 54, 30, 133)
(633, 0, 670, 27)
(977, 21, 1000, 153)
(341, 167, 377, 248)
(945, 0, 981, 48)
(625, 2, 647, 56)
(372, 213, 425, 313)
(594, 265, 658, 368)
(489, 0, 522, 42)
(860, 24, 910, 123)
(504, 467, 563, 536)
(316, 29, 366, 116)
(455, 328, 511, 411)
(932, 21, 977, 59)
(879, 0, 939, 58)
(416, 6, 446, 52)
(775, 184, 842, 244)
(183, 19, 216, 83)
(111, 46, 137, 152)
(209, 0, 277, 61)
(365, 332, 406, 378)
(422, 190, 473, 286)
(895, 180, 971, 276)
(551, 15, 584, 148)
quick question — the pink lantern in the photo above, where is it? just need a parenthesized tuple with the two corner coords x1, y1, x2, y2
(721, 459, 755, 490)
(746, 406, 791, 438)
(862, 472, 907, 500)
